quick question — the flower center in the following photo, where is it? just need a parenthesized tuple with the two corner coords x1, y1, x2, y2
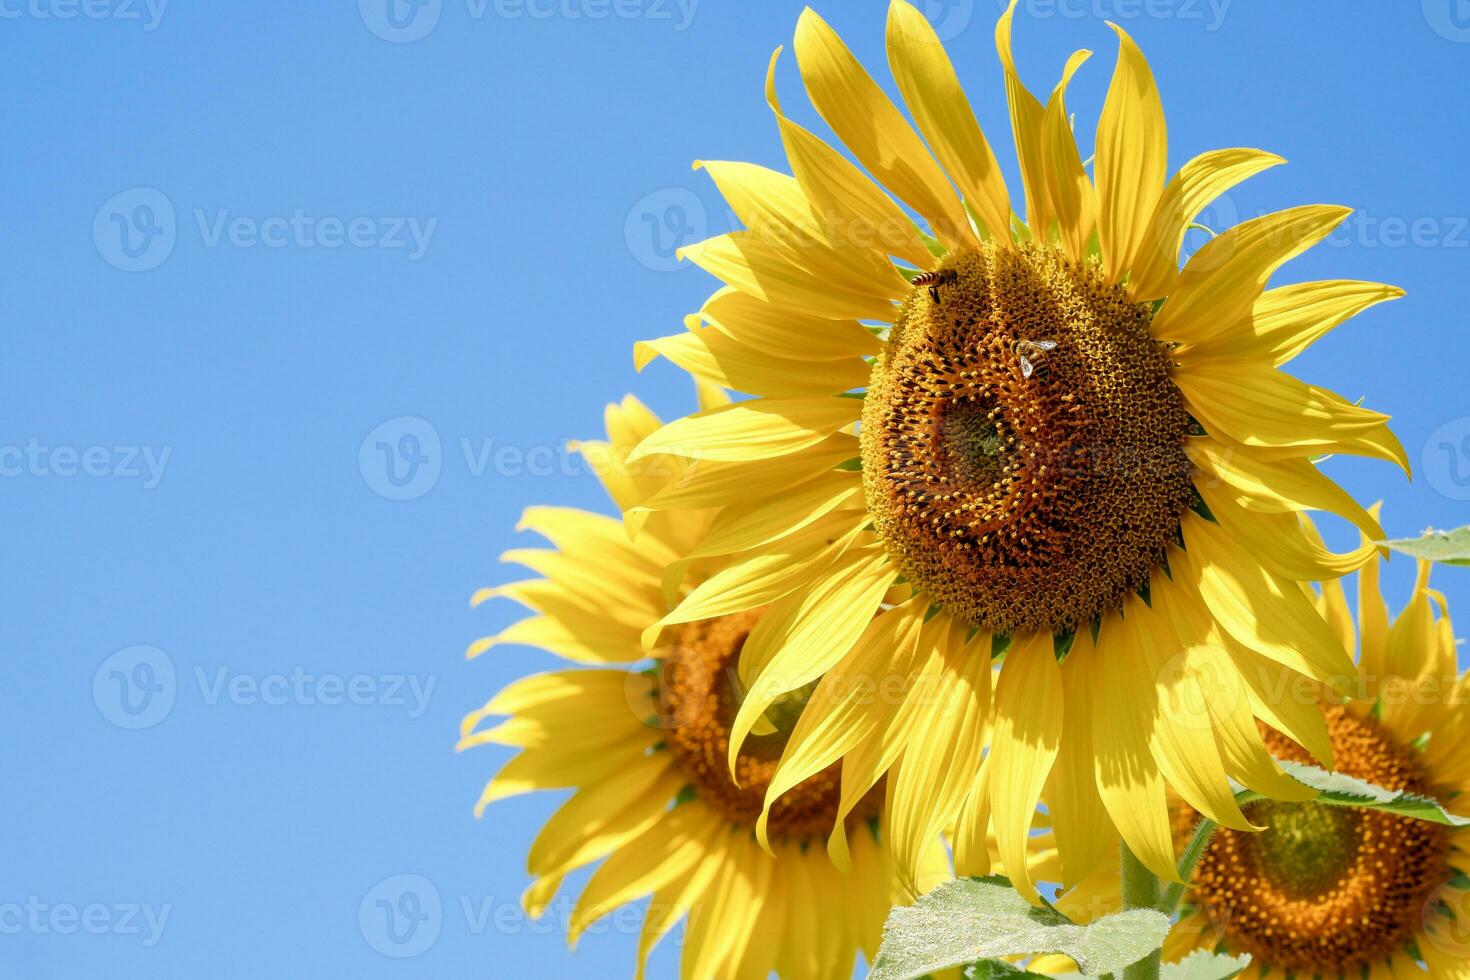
(657, 610, 880, 842)
(1189, 707, 1454, 972)
(861, 242, 1194, 636)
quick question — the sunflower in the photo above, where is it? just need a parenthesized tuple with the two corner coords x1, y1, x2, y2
(459, 390, 950, 979)
(627, 0, 1408, 900)
(1051, 547, 1470, 979)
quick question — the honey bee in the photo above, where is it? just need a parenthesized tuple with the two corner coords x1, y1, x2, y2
(911, 269, 956, 304)
(1014, 339, 1058, 378)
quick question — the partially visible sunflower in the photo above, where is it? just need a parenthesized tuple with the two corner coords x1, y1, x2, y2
(627, 0, 1408, 900)
(460, 389, 950, 979)
(1052, 542, 1470, 979)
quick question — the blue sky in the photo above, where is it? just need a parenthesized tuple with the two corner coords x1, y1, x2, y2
(5, 0, 1469, 976)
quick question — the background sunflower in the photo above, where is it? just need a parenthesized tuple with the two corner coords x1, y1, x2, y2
(462, 389, 950, 978)
(1047, 542, 1470, 978)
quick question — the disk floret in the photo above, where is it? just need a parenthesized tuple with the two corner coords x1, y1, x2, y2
(1191, 708, 1454, 971)
(861, 241, 1194, 635)
(657, 612, 879, 841)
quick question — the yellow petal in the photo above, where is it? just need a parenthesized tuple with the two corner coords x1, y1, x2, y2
(1039, 49, 1096, 260)
(632, 432, 857, 515)
(1095, 23, 1167, 284)
(989, 630, 1063, 902)
(1186, 434, 1385, 544)
(763, 48, 933, 269)
(995, 0, 1051, 235)
(794, 8, 974, 248)
(1128, 148, 1285, 301)
(886, 0, 1011, 240)
(1150, 578, 1315, 802)
(1179, 359, 1408, 473)
(644, 512, 868, 641)
(1091, 613, 1180, 882)
(1199, 484, 1376, 581)
(685, 471, 864, 558)
(467, 614, 643, 665)
(527, 766, 683, 880)
(695, 285, 882, 361)
(1126, 594, 1256, 832)
(570, 805, 724, 945)
(728, 547, 899, 776)
(629, 397, 862, 463)
(1177, 514, 1356, 689)
(696, 159, 910, 297)
(951, 763, 993, 878)
(680, 231, 899, 321)
(1180, 279, 1405, 366)
(760, 599, 927, 842)
(889, 631, 992, 893)
(1153, 205, 1351, 346)
(1044, 633, 1112, 887)
(636, 324, 870, 399)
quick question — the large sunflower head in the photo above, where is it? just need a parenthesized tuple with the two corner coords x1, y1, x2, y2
(461, 390, 948, 978)
(1057, 549, 1469, 978)
(629, 0, 1408, 902)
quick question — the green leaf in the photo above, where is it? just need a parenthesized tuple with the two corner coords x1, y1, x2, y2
(1237, 761, 1470, 827)
(1162, 951, 1252, 980)
(1381, 526, 1470, 567)
(869, 876, 1169, 980)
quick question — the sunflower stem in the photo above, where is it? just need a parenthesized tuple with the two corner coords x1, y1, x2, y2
(1160, 818, 1218, 917)
(1120, 844, 1162, 980)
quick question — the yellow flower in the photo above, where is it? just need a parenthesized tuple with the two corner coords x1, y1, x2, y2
(1053, 547, 1470, 978)
(461, 390, 949, 979)
(628, 0, 1407, 900)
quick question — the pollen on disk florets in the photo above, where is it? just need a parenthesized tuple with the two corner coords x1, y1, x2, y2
(656, 611, 880, 842)
(1189, 708, 1453, 972)
(861, 241, 1195, 636)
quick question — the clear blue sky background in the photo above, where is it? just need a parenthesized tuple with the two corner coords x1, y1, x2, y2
(5, 1, 1469, 976)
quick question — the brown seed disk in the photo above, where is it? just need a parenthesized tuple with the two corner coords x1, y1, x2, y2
(861, 242, 1195, 636)
(658, 611, 881, 843)
(1189, 707, 1454, 972)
